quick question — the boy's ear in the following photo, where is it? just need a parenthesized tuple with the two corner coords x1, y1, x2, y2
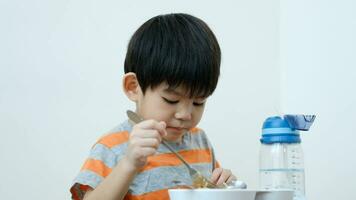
(122, 72, 141, 102)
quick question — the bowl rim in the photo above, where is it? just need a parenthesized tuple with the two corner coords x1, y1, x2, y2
(168, 189, 294, 192)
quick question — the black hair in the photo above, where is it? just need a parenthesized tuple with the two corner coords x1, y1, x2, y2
(124, 13, 221, 98)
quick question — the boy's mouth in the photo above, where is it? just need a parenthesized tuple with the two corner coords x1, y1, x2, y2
(166, 126, 186, 133)
(165, 127, 187, 142)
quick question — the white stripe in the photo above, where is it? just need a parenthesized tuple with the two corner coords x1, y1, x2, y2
(262, 128, 298, 135)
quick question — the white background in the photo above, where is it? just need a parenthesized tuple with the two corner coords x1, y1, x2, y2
(0, 0, 354, 199)
(280, 0, 356, 199)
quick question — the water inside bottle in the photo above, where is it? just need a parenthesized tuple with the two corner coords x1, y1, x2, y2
(259, 168, 305, 200)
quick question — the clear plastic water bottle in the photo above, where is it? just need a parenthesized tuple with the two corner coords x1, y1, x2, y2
(259, 115, 315, 200)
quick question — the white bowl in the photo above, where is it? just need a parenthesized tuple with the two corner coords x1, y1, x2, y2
(169, 189, 255, 200)
(168, 189, 294, 200)
(255, 190, 294, 200)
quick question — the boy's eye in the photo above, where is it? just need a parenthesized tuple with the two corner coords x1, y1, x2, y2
(193, 102, 205, 106)
(162, 97, 179, 104)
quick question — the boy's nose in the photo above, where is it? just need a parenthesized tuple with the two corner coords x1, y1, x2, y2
(175, 107, 192, 121)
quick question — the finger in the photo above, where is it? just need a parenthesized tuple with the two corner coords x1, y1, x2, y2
(140, 147, 157, 157)
(158, 121, 168, 136)
(136, 119, 163, 130)
(210, 168, 223, 183)
(138, 138, 161, 148)
(133, 129, 162, 141)
(136, 120, 167, 136)
(216, 170, 232, 185)
(227, 174, 237, 184)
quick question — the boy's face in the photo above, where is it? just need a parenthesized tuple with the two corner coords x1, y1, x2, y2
(136, 83, 207, 142)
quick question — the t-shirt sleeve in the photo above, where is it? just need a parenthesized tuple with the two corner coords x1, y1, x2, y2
(70, 142, 118, 200)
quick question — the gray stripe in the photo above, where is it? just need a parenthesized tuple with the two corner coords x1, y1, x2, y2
(73, 170, 104, 189)
(129, 163, 213, 195)
(88, 143, 117, 168)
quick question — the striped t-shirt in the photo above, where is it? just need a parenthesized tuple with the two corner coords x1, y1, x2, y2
(70, 120, 219, 200)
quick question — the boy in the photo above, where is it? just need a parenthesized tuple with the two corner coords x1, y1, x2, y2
(71, 13, 237, 200)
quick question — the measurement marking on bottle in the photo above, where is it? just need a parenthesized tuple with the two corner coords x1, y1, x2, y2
(259, 168, 304, 172)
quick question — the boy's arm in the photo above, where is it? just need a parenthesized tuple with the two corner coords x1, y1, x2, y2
(83, 120, 167, 200)
(83, 157, 137, 200)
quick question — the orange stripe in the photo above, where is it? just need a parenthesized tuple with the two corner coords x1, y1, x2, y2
(81, 159, 112, 177)
(124, 188, 169, 200)
(141, 149, 212, 172)
(97, 131, 129, 148)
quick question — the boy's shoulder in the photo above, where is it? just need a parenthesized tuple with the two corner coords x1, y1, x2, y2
(189, 126, 208, 137)
(107, 119, 133, 134)
(189, 127, 202, 134)
(188, 127, 209, 141)
(186, 126, 212, 149)
(94, 120, 132, 149)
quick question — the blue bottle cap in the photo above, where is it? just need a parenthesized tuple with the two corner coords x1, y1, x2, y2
(261, 116, 301, 144)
